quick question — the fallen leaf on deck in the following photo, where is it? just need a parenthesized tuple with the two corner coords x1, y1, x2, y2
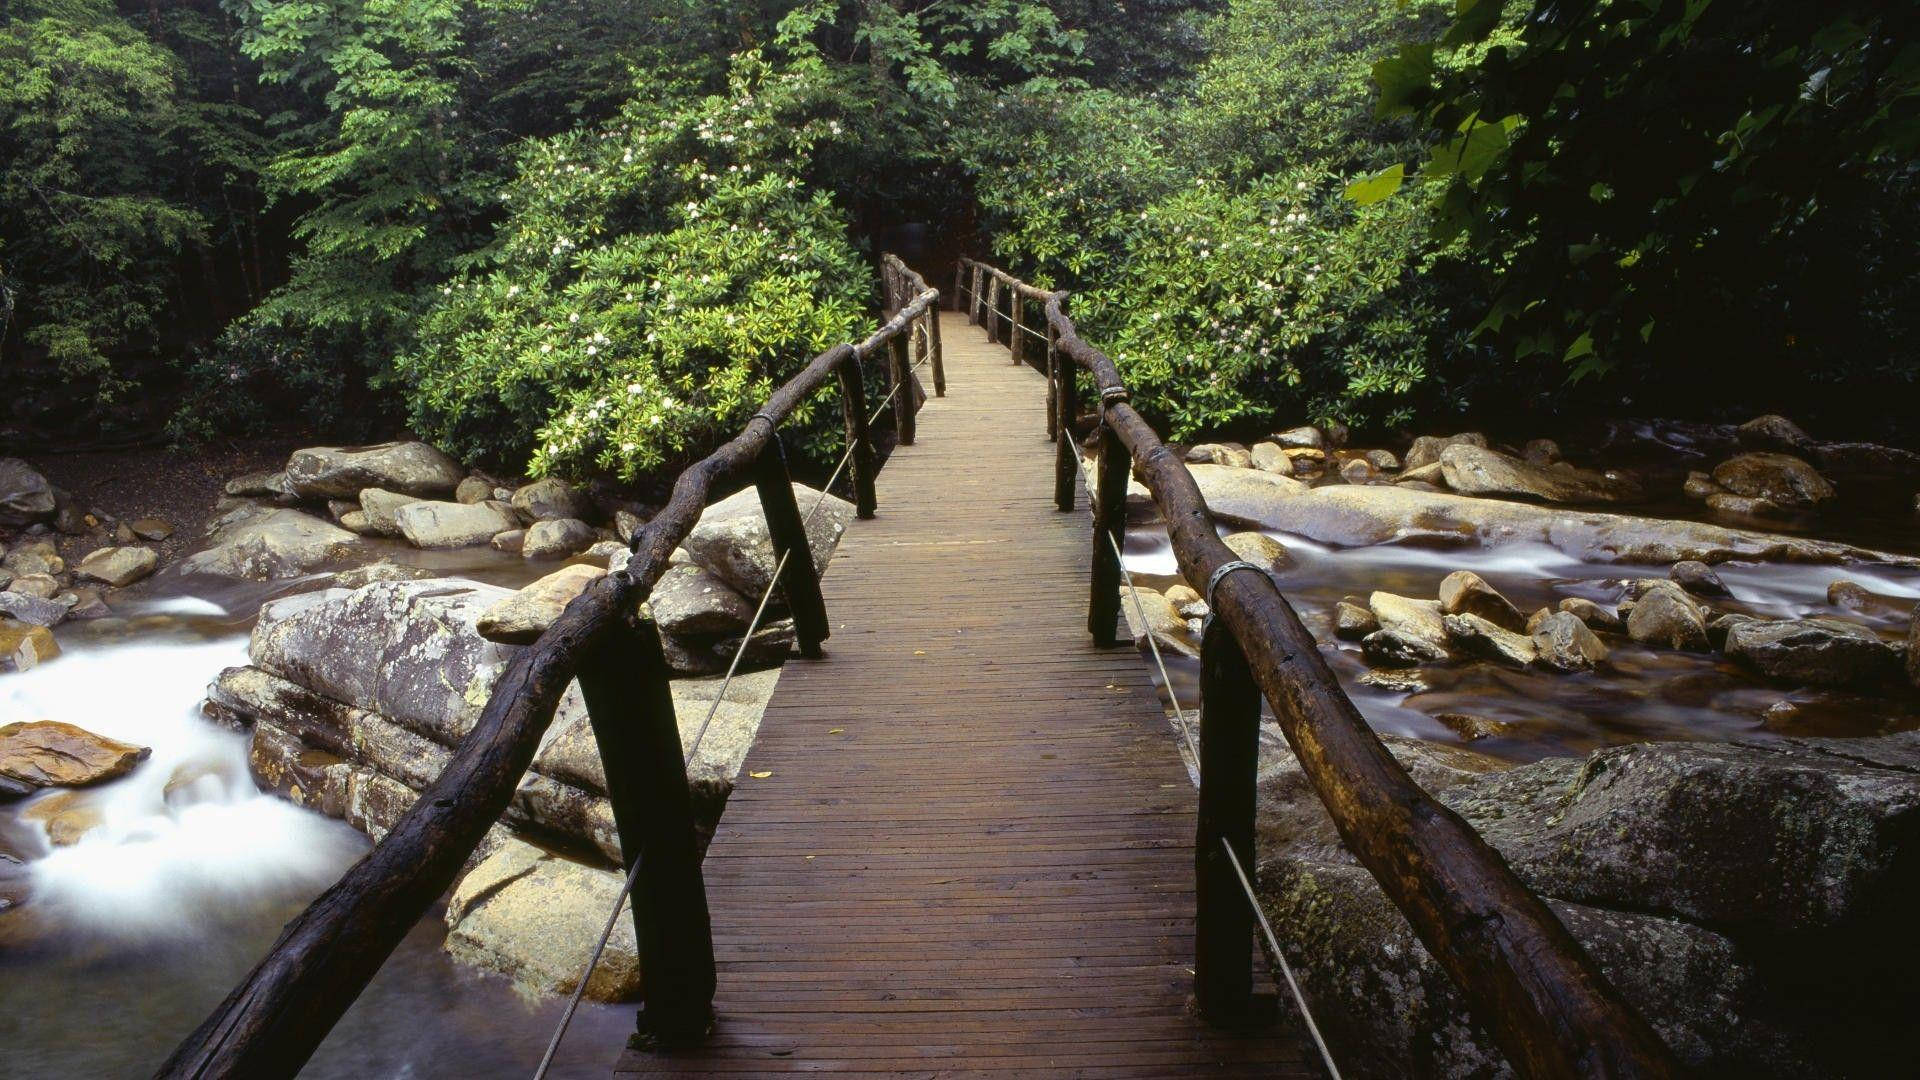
(749, 770, 772, 778)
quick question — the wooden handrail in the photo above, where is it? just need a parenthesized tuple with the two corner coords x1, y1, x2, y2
(157, 261, 941, 1080)
(960, 256, 1678, 1079)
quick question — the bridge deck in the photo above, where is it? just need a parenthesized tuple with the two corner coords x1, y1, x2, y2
(618, 312, 1313, 1077)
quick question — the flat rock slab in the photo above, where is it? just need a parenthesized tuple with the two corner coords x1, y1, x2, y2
(285, 441, 464, 499)
(0, 720, 149, 788)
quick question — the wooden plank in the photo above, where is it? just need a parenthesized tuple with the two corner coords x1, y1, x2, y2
(617, 312, 1313, 1077)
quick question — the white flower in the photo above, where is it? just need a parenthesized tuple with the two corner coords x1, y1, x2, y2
(569, 312, 580, 323)
(627, 382, 643, 394)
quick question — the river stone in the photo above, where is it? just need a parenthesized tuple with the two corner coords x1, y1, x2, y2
(1669, 559, 1730, 597)
(491, 529, 525, 554)
(22, 790, 104, 846)
(0, 459, 55, 526)
(1362, 449, 1400, 472)
(1221, 531, 1293, 574)
(0, 622, 59, 673)
(1367, 593, 1450, 657)
(1723, 618, 1901, 689)
(1186, 442, 1252, 469)
(646, 565, 753, 639)
(1271, 426, 1324, 450)
(1436, 570, 1527, 632)
(284, 441, 464, 500)
(1249, 442, 1290, 474)
(1737, 414, 1815, 454)
(7, 574, 58, 600)
(0, 591, 67, 628)
(331, 560, 437, 589)
(1184, 465, 1307, 530)
(63, 588, 109, 621)
(1402, 432, 1488, 471)
(128, 517, 173, 542)
(477, 564, 605, 645)
(1120, 586, 1198, 659)
(2, 547, 57, 578)
(1361, 629, 1450, 667)
(511, 477, 593, 522)
(1434, 711, 1520, 741)
(444, 838, 639, 1001)
(395, 500, 519, 549)
(224, 470, 289, 498)
(521, 517, 596, 560)
(354, 488, 420, 537)
(1626, 583, 1711, 652)
(1683, 470, 1722, 500)
(1522, 438, 1562, 466)
(1165, 584, 1207, 620)
(1333, 601, 1377, 640)
(1442, 613, 1538, 668)
(1531, 610, 1609, 673)
(75, 545, 158, 587)
(683, 483, 853, 598)
(1438, 444, 1642, 505)
(1712, 453, 1835, 510)
(614, 509, 646, 543)
(454, 476, 493, 504)
(180, 508, 359, 579)
(0, 721, 149, 788)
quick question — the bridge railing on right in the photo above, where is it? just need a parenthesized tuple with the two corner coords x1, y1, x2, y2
(957, 256, 1680, 1080)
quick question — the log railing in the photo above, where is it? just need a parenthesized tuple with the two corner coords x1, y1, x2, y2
(157, 260, 942, 1080)
(956, 255, 1680, 1080)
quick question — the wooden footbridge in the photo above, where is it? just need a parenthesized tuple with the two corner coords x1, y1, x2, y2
(159, 258, 1680, 1079)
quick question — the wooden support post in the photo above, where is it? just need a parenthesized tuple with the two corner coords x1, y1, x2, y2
(985, 275, 1000, 344)
(1010, 296, 1025, 366)
(890, 329, 916, 447)
(1053, 328, 1077, 512)
(1088, 424, 1126, 644)
(928, 305, 946, 398)
(972, 265, 986, 326)
(952, 262, 965, 313)
(836, 355, 877, 519)
(575, 616, 717, 1047)
(1195, 617, 1259, 1024)
(753, 438, 830, 657)
(1044, 318, 1058, 440)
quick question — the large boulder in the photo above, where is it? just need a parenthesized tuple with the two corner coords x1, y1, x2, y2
(1119, 586, 1197, 659)
(0, 591, 67, 628)
(1711, 453, 1836, 511)
(356, 488, 421, 537)
(444, 838, 639, 1001)
(684, 484, 853, 598)
(284, 441, 464, 500)
(0, 459, 55, 526)
(510, 477, 594, 522)
(646, 565, 754, 639)
(1442, 612, 1537, 668)
(0, 721, 149, 789)
(1530, 610, 1609, 672)
(476, 564, 605, 645)
(1436, 570, 1526, 632)
(75, 545, 158, 587)
(394, 500, 519, 550)
(521, 517, 595, 560)
(1221, 531, 1294, 574)
(1625, 582, 1711, 651)
(1438, 444, 1643, 505)
(1737, 414, 1815, 454)
(1185, 465, 1307, 530)
(180, 508, 359, 579)
(1402, 432, 1488, 471)
(1723, 618, 1901, 689)
(1366, 592, 1451, 659)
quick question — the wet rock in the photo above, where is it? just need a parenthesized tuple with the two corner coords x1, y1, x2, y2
(1736, 414, 1815, 454)
(224, 470, 289, 498)
(326, 499, 358, 523)
(1337, 458, 1375, 484)
(1436, 570, 1527, 632)
(510, 477, 594, 523)
(355, 488, 420, 537)
(1438, 444, 1642, 505)
(128, 517, 173, 541)
(1361, 629, 1450, 667)
(1185, 442, 1251, 469)
(1558, 597, 1623, 634)
(1164, 583, 1202, 610)
(477, 564, 605, 645)
(21, 791, 103, 846)
(63, 588, 109, 621)
(337, 511, 375, 535)
(521, 517, 596, 560)
(644, 565, 753, 640)
(584, 540, 624, 563)
(0, 591, 67, 628)
(1711, 453, 1835, 511)
(1221, 531, 1293, 575)
(1707, 612, 1759, 651)
(181, 508, 360, 579)
(1248, 442, 1290, 474)
(7, 574, 58, 599)
(1395, 461, 1445, 486)
(1367, 592, 1451, 658)
(0, 622, 60, 672)
(1402, 432, 1488, 471)
(1443, 613, 1538, 668)
(683, 483, 853, 598)
(285, 441, 464, 500)
(0, 459, 55, 526)
(1271, 426, 1325, 450)
(1120, 586, 1198, 659)
(1362, 449, 1400, 472)
(1910, 614, 1920, 690)
(1723, 618, 1901, 689)
(1683, 470, 1721, 500)
(1184, 465, 1307, 531)
(394, 500, 519, 550)
(1355, 668, 1440, 693)
(0, 721, 149, 788)
(1705, 491, 1781, 517)
(75, 545, 158, 587)
(454, 476, 493, 505)
(1626, 583, 1711, 652)
(1669, 559, 1730, 597)
(711, 620, 797, 672)
(614, 509, 646, 544)
(444, 838, 639, 1001)
(1522, 438, 1562, 466)
(331, 561, 436, 589)
(1281, 447, 1327, 471)
(2, 544, 59, 578)
(1434, 711, 1519, 741)
(1333, 602, 1377, 640)
(1531, 611, 1609, 673)
(490, 529, 526, 554)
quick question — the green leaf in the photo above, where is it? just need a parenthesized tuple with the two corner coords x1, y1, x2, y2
(1344, 163, 1405, 206)
(1371, 44, 1435, 118)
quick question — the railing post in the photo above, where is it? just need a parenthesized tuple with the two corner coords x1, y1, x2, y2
(1044, 316, 1058, 440)
(1010, 295, 1025, 367)
(928, 304, 946, 398)
(575, 615, 716, 1047)
(1088, 423, 1126, 644)
(1053, 325, 1078, 512)
(985, 275, 1000, 344)
(889, 328, 916, 447)
(971, 265, 985, 326)
(952, 261, 965, 314)
(1195, 616, 1259, 1024)
(753, 437, 830, 657)
(836, 354, 878, 519)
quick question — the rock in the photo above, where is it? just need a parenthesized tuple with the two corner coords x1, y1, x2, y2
(644, 565, 754, 640)
(1435, 711, 1520, 741)
(0, 591, 67, 628)
(1367, 592, 1451, 659)
(1395, 461, 1445, 486)
(1825, 580, 1893, 617)
(21, 790, 104, 845)
(337, 511, 374, 535)
(1248, 442, 1291, 475)
(1910, 613, 1920, 690)
(444, 838, 639, 1001)
(1436, 570, 1527, 632)
(711, 620, 797, 672)
(1281, 447, 1327, 470)
(1333, 602, 1377, 640)
(1707, 612, 1759, 651)
(394, 501, 520, 549)
(0, 721, 149, 788)
(1705, 491, 1781, 517)
(614, 509, 646, 543)
(7, 574, 58, 599)
(1711, 453, 1835, 510)
(224, 470, 289, 498)
(1522, 438, 1562, 466)
(1361, 629, 1450, 667)
(476, 564, 606, 645)
(0, 622, 59, 673)
(1185, 442, 1252, 469)
(1165, 584, 1207, 619)
(285, 441, 465, 500)
(1683, 470, 1721, 500)
(1626, 583, 1711, 652)
(1120, 587, 1198, 659)
(521, 517, 596, 560)
(1402, 432, 1487, 471)
(181, 508, 360, 579)
(1220, 531, 1293, 575)
(126, 517, 173, 541)
(1183, 465, 1307, 530)
(1337, 458, 1374, 484)
(585, 539, 624, 562)
(491, 529, 525, 554)
(510, 477, 594, 522)
(1669, 559, 1731, 597)
(684, 484, 853, 598)
(454, 476, 493, 504)
(1531, 611, 1609, 672)
(63, 588, 109, 620)
(1723, 618, 1901, 689)
(0, 459, 55, 526)
(1438, 444, 1642, 504)
(1271, 426, 1324, 450)
(1443, 613, 1538, 668)
(1558, 597, 1623, 634)
(2, 546, 58, 578)
(325, 498, 359, 524)
(354, 488, 420, 537)
(75, 546, 158, 587)
(1362, 449, 1400, 472)
(1736, 414, 1814, 454)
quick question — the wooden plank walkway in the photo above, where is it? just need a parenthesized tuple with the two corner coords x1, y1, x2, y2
(617, 312, 1314, 1077)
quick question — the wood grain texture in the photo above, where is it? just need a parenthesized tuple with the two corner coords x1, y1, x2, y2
(618, 313, 1313, 1078)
